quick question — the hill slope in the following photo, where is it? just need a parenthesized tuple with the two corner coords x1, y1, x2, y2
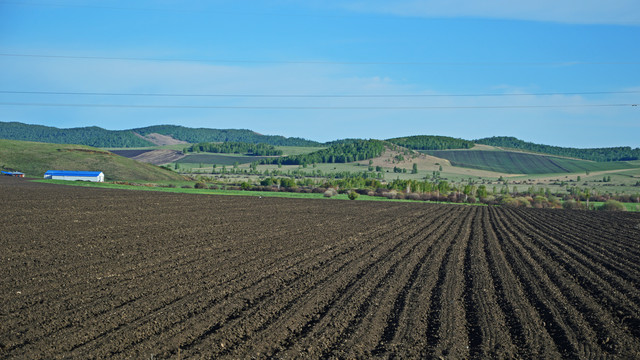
(0, 122, 321, 148)
(0, 121, 154, 148)
(424, 149, 636, 174)
(0, 139, 184, 181)
(133, 125, 320, 147)
(475, 136, 640, 162)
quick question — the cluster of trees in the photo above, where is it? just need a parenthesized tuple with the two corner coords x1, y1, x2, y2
(475, 136, 640, 162)
(184, 142, 283, 156)
(133, 125, 320, 146)
(261, 139, 386, 166)
(387, 135, 474, 150)
(0, 121, 154, 148)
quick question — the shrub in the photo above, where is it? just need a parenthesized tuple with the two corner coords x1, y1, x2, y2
(563, 199, 586, 210)
(324, 188, 338, 198)
(181, 184, 193, 189)
(194, 181, 207, 189)
(599, 200, 626, 211)
(348, 190, 359, 200)
(383, 190, 398, 199)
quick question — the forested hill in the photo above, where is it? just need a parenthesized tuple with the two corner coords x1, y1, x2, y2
(476, 136, 640, 162)
(0, 122, 154, 148)
(132, 125, 320, 147)
(386, 135, 475, 150)
(0, 122, 321, 148)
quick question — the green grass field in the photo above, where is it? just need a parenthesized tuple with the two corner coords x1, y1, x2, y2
(0, 139, 184, 182)
(425, 150, 636, 174)
(176, 153, 274, 166)
(32, 179, 425, 203)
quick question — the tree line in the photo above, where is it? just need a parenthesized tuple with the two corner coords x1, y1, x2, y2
(386, 135, 475, 150)
(475, 136, 640, 162)
(260, 139, 386, 165)
(185, 142, 283, 156)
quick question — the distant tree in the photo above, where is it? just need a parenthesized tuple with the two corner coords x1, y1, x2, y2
(477, 185, 488, 198)
(599, 200, 625, 211)
(412, 163, 418, 174)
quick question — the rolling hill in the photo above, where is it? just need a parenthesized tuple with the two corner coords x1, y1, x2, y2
(423, 149, 636, 174)
(0, 122, 321, 148)
(475, 136, 640, 162)
(0, 139, 184, 181)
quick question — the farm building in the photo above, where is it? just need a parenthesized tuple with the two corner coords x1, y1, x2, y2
(1, 171, 25, 177)
(44, 170, 104, 182)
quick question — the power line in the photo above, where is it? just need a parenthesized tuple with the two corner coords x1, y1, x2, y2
(0, 102, 635, 110)
(2, 53, 638, 66)
(1, 90, 639, 98)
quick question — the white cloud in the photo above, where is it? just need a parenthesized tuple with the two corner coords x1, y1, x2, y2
(338, 0, 640, 25)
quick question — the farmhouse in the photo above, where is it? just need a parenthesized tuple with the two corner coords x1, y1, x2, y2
(1, 171, 25, 177)
(44, 170, 105, 182)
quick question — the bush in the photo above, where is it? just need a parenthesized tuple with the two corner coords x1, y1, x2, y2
(383, 190, 398, 199)
(324, 188, 338, 198)
(194, 181, 207, 189)
(348, 190, 359, 200)
(563, 199, 586, 210)
(599, 200, 626, 211)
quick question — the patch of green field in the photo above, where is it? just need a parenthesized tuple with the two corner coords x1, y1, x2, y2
(0, 139, 184, 182)
(425, 150, 636, 174)
(275, 146, 327, 156)
(34, 179, 486, 206)
(176, 153, 273, 165)
(588, 202, 640, 212)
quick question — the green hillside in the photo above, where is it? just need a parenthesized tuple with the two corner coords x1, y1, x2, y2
(0, 121, 321, 148)
(475, 136, 640, 162)
(132, 125, 320, 146)
(0, 121, 154, 147)
(424, 149, 636, 174)
(0, 139, 184, 181)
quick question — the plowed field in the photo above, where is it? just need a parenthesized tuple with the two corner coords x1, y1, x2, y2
(2, 176, 640, 359)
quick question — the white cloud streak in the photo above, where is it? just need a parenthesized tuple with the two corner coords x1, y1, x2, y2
(337, 0, 640, 25)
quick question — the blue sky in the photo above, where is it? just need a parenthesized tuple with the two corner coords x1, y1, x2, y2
(1, 0, 639, 147)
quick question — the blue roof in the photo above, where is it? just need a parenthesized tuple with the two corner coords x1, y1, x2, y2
(45, 170, 103, 176)
(2, 171, 24, 175)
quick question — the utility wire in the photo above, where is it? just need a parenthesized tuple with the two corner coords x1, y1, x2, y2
(2, 53, 638, 66)
(0, 102, 635, 110)
(1, 90, 638, 98)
